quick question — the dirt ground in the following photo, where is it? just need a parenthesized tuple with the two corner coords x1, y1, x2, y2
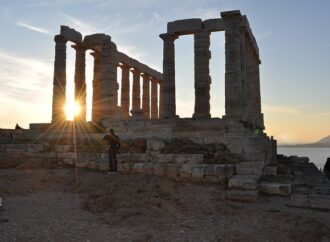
(0, 166, 329, 242)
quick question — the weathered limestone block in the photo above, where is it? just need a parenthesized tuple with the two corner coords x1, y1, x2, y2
(147, 137, 165, 151)
(226, 189, 258, 202)
(98, 161, 108, 171)
(87, 161, 98, 170)
(83, 33, 110, 48)
(100, 152, 108, 162)
(154, 163, 167, 177)
(167, 18, 202, 35)
(259, 181, 291, 196)
(204, 165, 218, 182)
(76, 160, 88, 168)
(173, 154, 203, 164)
(203, 18, 225, 31)
(165, 164, 181, 179)
(229, 175, 258, 190)
(78, 153, 100, 163)
(118, 163, 131, 174)
(57, 152, 75, 159)
(287, 193, 310, 208)
(26, 144, 44, 153)
(56, 145, 72, 153)
(180, 164, 193, 180)
(264, 166, 277, 176)
(118, 153, 150, 163)
(310, 194, 330, 210)
(151, 154, 174, 163)
(60, 25, 82, 43)
(131, 163, 144, 173)
(143, 163, 154, 175)
(62, 158, 74, 165)
(217, 164, 235, 183)
(191, 165, 206, 181)
(5, 144, 26, 152)
(235, 161, 264, 176)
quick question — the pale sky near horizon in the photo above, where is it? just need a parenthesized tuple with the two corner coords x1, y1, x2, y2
(0, 0, 329, 144)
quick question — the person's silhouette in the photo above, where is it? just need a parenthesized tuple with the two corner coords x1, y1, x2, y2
(103, 128, 120, 173)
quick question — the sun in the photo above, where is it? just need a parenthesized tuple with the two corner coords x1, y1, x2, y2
(65, 101, 81, 120)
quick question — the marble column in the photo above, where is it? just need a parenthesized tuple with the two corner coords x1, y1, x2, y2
(159, 33, 177, 119)
(159, 80, 164, 118)
(193, 30, 211, 119)
(51, 35, 67, 123)
(72, 44, 86, 122)
(130, 68, 143, 117)
(221, 11, 244, 120)
(150, 77, 158, 119)
(142, 73, 150, 119)
(120, 63, 130, 120)
(91, 51, 101, 122)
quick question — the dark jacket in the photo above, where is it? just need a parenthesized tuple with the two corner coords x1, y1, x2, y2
(103, 134, 120, 153)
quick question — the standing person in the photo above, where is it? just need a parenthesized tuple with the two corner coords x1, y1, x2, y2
(103, 128, 120, 173)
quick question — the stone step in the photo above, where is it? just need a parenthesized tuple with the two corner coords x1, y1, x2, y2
(259, 181, 292, 196)
(235, 161, 264, 176)
(228, 175, 258, 190)
(226, 189, 258, 202)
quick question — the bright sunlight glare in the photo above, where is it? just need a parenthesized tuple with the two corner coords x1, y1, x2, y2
(65, 101, 81, 120)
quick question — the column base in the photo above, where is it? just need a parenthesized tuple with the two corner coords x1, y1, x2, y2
(192, 113, 211, 119)
(130, 109, 144, 120)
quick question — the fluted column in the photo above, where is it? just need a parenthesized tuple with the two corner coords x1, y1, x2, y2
(142, 73, 150, 119)
(51, 35, 67, 123)
(159, 33, 177, 119)
(120, 63, 130, 120)
(91, 51, 101, 122)
(72, 44, 86, 122)
(130, 68, 143, 117)
(193, 30, 211, 119)
(151, 77, 158, 119)
(221, 11, 244, 120)
(159, 80, 163, 118)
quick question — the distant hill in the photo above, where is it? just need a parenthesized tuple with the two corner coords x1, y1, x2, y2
(316, 135, 330, 144)
(278, 134, 330, 148)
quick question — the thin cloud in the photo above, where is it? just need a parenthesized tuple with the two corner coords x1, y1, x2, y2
(59, 13, 98, 35)
(16, 21, 51, 35)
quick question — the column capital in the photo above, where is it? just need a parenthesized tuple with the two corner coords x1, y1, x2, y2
(71, 43, 86, 51)
(119, 62, 130, 70)
(141, 73, 150, 79)
(90, 51, 101, 58)
(159, 33, 178, 41)
(54, 35, 67, 44)
(130, 68, 141, 75)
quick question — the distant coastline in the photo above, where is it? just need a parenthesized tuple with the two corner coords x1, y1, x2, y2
(278, 143, 330, 148)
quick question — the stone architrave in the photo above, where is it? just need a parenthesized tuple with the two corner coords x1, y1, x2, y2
(130, 68, 143, 117)
(142, 73, 151, 119)
(221, 11, 244, 121)
(193, 30, 211, 119)
(51, 35, 67, 123)
(72, 44, 86, 122)
(120, 63, 130, 120)
(159, 33, 177, 119)
(150, 76, 159, 119)
(91, 51, 102, 122)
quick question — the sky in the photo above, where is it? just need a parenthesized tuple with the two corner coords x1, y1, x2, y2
(0, 0, 329, 144)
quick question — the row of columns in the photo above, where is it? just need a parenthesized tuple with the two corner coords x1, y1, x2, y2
(120, 66, 163, 120)
(52, 34, 163, 123)
(159, 11, 263, 128)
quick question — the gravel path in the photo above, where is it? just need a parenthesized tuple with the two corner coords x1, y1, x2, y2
(0, 168, 329, 241)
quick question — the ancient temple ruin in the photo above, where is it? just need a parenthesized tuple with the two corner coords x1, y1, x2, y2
(4, 10, 300, 203)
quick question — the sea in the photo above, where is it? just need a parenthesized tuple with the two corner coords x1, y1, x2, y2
(277, 147, 330, 170)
